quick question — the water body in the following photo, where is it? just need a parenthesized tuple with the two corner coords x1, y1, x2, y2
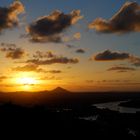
(79, 115, 98, 121)
(94, 101, 140, 113)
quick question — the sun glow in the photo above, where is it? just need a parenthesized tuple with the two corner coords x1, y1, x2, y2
(17, 77, 37, 85)
(13, 76, 38, 91)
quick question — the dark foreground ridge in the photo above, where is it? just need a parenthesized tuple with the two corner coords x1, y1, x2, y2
(0, 90, 140, 138)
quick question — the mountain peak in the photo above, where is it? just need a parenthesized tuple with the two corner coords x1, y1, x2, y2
(51, 87, 70, 93)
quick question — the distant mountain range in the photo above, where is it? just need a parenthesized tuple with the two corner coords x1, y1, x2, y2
(0, 87, 140, 106)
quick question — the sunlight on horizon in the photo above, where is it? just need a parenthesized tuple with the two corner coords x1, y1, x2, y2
(0, 0, 140, 92)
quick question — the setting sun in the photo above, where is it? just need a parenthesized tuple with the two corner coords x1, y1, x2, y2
(18, 77, 37, 85)
(13, 76, 38, 91)
(0, 1, 140, 137)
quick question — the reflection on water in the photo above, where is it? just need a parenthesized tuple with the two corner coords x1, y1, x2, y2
(79, 115, 98, 121)
(94, 101, 140, 113)
(127, 128, 137, 137)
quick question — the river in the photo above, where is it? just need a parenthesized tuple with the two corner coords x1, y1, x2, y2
(93, 101, 140, 113)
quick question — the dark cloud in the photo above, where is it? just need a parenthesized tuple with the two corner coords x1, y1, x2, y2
(0, 76, 7, 81)
(1, 42, 16, 47)
(93, 50, 130, 61)
(33, 51, 55, 59)
(86, 79, 135, 85)
(67, 66, 72, 69)
(26, 57, 79, 65)
(92, 50, 140, 67)
(76, 49, 85, 53)
(26, 10, 83, 43)
(89, 2, 140, 34)
(23, 51, 79, 65)
(66, 44, 76, 48)
(6, 48, 25, 59)
(100, 80, 130, 83)
(47, 70, 62, 74)
(12, 64, 62, 74)
(0, 47, 26, 59)
(129, 56, 140, 67)
(107, 66, 136, 72)
(0, 1, 24, 33)
(86, 80, 94, 83)
(96, 80, 140, 86)
(12, 64, 38, 71)
(40, 76, 62, 81)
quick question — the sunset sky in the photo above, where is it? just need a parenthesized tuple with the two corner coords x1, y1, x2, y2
(0, 0, 140, 92)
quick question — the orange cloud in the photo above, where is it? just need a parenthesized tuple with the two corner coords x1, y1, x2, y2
(73, 32, 81, 40)
(89, 2, 140, 34)
(12, 64, 62, 74)
(0, 47, 26, 59)
(0, 1, 24, 32)
(26, 10, 83, 43)
(107, 66, 136, 72)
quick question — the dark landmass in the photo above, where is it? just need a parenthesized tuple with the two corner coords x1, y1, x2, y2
(119, 100, 140, 109)
(0, 87, 140, 107)
(0, 88, 140, 138)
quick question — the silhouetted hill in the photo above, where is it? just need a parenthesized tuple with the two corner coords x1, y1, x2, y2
(0, 90, 140, 107)
(50, 87, 71, 93)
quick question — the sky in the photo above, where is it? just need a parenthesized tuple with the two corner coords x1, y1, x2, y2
(0, 0, 140, 92)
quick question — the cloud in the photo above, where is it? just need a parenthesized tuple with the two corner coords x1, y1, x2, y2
(12, 64, 43, 72)
(33, 51, 55, 59)
(89, 2, 140, 34)
(91, 50, 140, 68)
(107, 66, 136, 72)
(40, 76, 62, 81)
(0, 76, 7, 82)
(0, 47, 26, 59)
(24, 51, 79, 65)
(1, 42, 16, 47)
(63, 32, 81, 42)
(73, 32, 81, 40)
(86, 79, 137, 85)
(129, 56, 140, 67)
(86, 80, 94, 83)
(47, 70, 62, 74)
(0, 1, 24, 33)
(98, 80, 131, 84)
(12, 64, 62, 74)
(26, 57, 79, 65)
(16, 51, 79, 66)
(93, 50, 130, 61)
(66, 44, 76, 48)
(26, 10, 83, 43)
(76, 49, 85, 53)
